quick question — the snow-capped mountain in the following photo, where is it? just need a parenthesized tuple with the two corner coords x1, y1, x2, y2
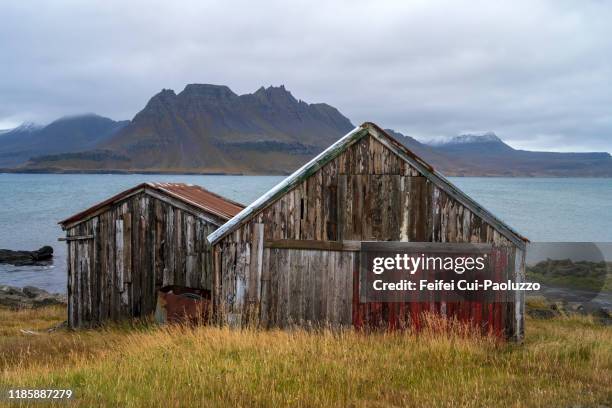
(426, 131, 503, 146)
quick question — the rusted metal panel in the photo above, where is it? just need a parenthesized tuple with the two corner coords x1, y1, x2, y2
(152, 183, 244, 221)
(352, 246, 516, 338)
(155, 285, 211, 324)
(352, 247, 522, 339)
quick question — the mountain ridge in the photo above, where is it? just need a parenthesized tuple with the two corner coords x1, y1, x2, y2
(0, 114, 128, 167)
(18, 84, 355, 174)
(427, 132, 504, 146)
(2, 84, 611, 176)
(392, 130, 612, 176)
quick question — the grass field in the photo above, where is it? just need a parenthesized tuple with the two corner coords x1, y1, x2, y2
(0, 306, 610, 407)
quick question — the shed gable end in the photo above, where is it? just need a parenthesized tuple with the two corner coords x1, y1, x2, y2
(218, 133, 513, 247)
(209, 124, 526, 248)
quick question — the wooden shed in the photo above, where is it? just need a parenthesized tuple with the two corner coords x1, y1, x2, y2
(207, 123, 529, 340)
(59, 182, 244, 328)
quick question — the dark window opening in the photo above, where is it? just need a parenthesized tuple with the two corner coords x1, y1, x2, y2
(326, 186, 338, 241)
(300, 198, 305, 220)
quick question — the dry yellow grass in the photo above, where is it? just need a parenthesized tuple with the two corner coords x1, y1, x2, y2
(0, 306, 610, 407)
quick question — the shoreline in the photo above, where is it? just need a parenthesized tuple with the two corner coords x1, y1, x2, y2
(0, 169, 252, 176)
(2, 169, 612, 178)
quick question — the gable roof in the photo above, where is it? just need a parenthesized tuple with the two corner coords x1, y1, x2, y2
(207, 122, 528, 249)
(60, 182, 244, 229)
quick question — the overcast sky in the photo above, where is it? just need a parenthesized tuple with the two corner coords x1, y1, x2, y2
(1, 0, 611, 152)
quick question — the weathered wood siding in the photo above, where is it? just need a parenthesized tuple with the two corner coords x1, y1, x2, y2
(66, 192, 218, 328)
(215, 134, 524, 337)
(219, 246, 356, 328)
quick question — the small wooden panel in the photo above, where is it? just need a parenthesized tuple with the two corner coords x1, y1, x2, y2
(58, 235, 93, 241)
(264, 239, 360, 252)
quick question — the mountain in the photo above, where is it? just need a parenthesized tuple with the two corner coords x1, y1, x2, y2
(428, 131, 503, 145)
(4, 84, 612, 176)
(428, 132, 515, 155)
(0, 115, 128, 167)
(417, 132, 612, 176)
(23, 85, 354, 174)
(384, 129, 486, 175)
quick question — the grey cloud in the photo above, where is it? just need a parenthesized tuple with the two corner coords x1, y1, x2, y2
(1, 0, 611, 151)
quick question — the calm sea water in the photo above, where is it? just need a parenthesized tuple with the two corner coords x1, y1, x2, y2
(1, 174, 611, 293)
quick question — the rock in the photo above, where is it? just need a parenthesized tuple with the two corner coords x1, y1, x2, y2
(0, 285, 23, 296)
(0, 246, 53, 266)
(0, 285, 66, 309)
(527, 308, 557, 319)
(22, 286, 47, 298)
(47, 320, 68, 333)
(566, 302, 585, 313)
(31, 246, 53, 261)
(20, 329, 41, 336)
(550, 301, 565, 312)
(597, 306, 611, 319)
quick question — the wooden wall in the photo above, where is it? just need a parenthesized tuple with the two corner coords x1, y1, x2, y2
(66, 192, 219, 328)
(218, 244, 356, 328)
(215, 134, 524, 338)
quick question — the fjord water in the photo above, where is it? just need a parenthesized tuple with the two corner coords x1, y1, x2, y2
(1, 174, 611, 293)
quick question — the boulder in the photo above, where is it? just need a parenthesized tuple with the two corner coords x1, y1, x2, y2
(550, 301, 566, 314)
(527, 308, 557, 319)
(566, 302, 584, 313)
(0, 246, 54, 266)
(22, 286, 47, 298)
(0, 285, 66, 309)
(31, 246, 53, 261)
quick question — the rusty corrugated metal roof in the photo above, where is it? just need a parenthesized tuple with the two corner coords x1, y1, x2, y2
(150, 182, 244, 220)
(59, 182, 244, 228)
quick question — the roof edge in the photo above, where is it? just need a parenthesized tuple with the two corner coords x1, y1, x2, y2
(58, 183, 148, 228)
(207, 122, 529, 248)
(365, 125, 529, 248)
(59, 182, 244, 229)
